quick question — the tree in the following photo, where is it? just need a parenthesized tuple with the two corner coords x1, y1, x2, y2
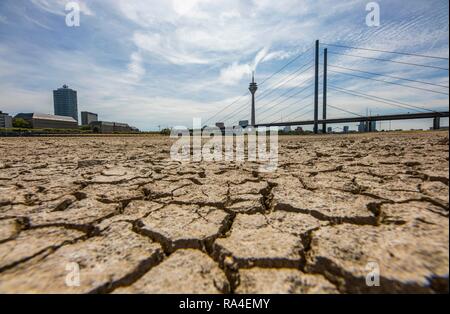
(12, 118, 31, 128)
(79, 125, 91, 131)
(160, 128, 171, 135)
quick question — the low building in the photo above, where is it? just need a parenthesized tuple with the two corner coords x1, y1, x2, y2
(14, 113, 78, 129)
(90, 121, 114, 133)
(89, 121, 137, 133)
(113, 122, 133, 132)
(81, 111, 98, 126)
(0, 111, 13, 128)
(130, 126, 140, 132)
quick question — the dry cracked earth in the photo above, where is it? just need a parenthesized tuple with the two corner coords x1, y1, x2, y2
(0, 131, 448, 294)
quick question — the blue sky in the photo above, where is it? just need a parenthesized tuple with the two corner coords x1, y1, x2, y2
(0, 0, 448, 131)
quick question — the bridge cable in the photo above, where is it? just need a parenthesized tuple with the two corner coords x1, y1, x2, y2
(328, 64, 449, 89)
(203, 91, 248, 126)
(260, 92, 314, 123)
(256, 60, 314, 103)
(258, 76, 313, 114)
(284, 108, 315, 123)
(328, 69, 449, 95)
(327, 104, 365, 117)
(268, 103, 313, 124)
(257, 79, 314, 117)
(328, 84, 442, 114)
(328, 52, 449, 71)
(322, 43, 449, 61)
(259, 45, 315, 86)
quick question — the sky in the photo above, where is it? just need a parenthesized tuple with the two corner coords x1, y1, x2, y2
(0, 0, 448, 131)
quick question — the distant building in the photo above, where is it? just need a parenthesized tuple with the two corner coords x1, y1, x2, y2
(343, 126, 350, 133)
(53, 85, 78, 122)
(358, 121, 377, 132)
(81, 111, 98, 126)
(358, 122, 367, 132)
(0, 111, 13, 128)
(130, 126, 140, 133)
(15, 113, 78, 129)
(90, 121, 138, 133)
(238, 120, 249, 128)
(283, 126, 292, 133)
(295, 127, 303, 133)
(327, 127, 332, 133)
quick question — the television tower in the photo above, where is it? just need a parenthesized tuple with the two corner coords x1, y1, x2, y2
(249, 72, 258, 126)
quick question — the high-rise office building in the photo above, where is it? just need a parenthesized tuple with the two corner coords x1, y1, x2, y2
(53, 85, 78, 122)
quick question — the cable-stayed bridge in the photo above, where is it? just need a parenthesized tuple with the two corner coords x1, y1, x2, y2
(203, 40, 449, 133)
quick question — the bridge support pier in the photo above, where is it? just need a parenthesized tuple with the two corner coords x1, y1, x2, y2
(433, 117, 440, 130)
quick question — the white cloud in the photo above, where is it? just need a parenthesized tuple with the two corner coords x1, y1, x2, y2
(219, 62, 252, 86)
(30, 0, 94, 16)
(132, 32, 211, 65)
(253, 46, 270, 71)
(126, 51, 146, 83)
(23, 12, 52, 29)
(0, 83, 53, 114)
(263, 50, 295, 62)
(216, 46, 271, 87)
(115, 0, 315, 67)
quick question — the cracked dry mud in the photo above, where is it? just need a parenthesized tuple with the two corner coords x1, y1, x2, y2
(0, 131, 448, 294)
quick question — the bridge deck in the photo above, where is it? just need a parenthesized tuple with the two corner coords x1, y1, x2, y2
(255, 111, 449, 127)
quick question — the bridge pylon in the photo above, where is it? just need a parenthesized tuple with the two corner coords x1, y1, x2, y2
(314, 40, 319, 134)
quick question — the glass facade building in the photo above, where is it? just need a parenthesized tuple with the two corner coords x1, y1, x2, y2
(53, 85, 78, 122)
